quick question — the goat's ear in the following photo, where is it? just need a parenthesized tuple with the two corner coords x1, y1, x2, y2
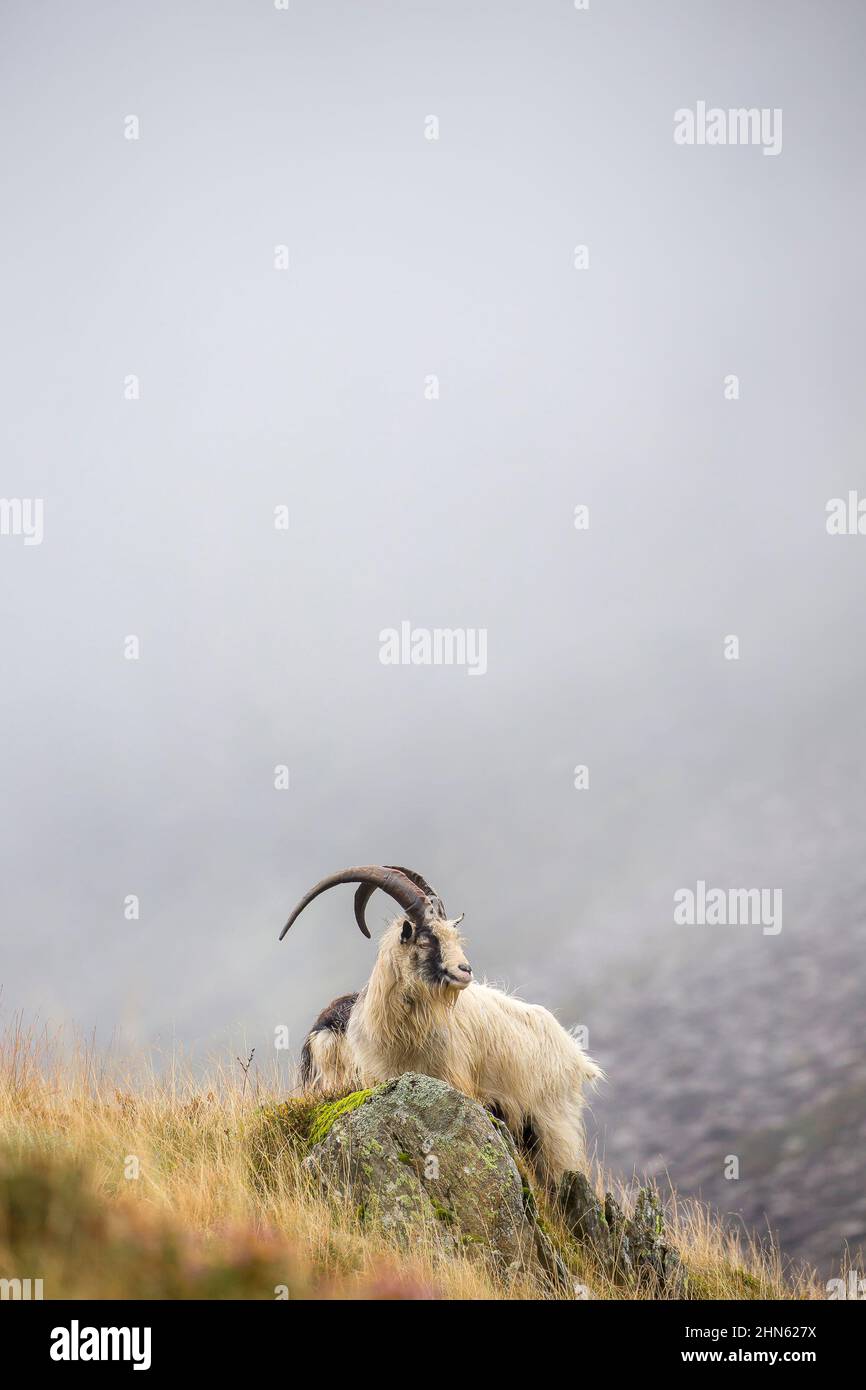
(400, 919, 413, 943)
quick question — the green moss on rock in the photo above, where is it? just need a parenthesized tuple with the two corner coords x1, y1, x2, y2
(308, 1088, 376, 1146)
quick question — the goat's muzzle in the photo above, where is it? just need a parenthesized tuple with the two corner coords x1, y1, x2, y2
(444, 961, 473, 991)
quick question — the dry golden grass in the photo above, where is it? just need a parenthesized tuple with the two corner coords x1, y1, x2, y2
(0, 1014, 835, 1300)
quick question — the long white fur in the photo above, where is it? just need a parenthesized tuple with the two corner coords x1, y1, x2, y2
(304, 914, 602, 1183)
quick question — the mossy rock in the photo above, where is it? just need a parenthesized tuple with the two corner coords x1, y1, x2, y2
(302, 1072, 547, 1271)
(248, 1090, 376, 1172)
(308, 1089, 377, 1145)
(246, 1095, 335, 1190)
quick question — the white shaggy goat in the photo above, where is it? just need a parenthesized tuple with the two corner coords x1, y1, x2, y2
(279, 865, 601, 1184)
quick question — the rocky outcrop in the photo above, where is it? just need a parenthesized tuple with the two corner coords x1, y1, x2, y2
(558, 1170, 685, 1294)
(259, 1071, 686, 1294)
(301, 1072, 552, 1273)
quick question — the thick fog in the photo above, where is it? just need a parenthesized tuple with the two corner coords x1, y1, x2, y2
(2, 0, 864, 1220)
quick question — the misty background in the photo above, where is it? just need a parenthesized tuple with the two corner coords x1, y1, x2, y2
(2, 1, 864, 1274)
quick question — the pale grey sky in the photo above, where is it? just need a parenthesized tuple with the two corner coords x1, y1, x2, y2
(1, 1, 864, 1101)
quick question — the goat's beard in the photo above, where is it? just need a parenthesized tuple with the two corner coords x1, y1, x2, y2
(404, 977, 462, 1012)
(436, 980, 463, 1008)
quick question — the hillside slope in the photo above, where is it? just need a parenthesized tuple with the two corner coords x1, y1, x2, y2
(0, 1020, 832, 1300)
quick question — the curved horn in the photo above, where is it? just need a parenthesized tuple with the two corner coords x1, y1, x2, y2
(279, 866, 430, 942)
(354, 866, 446, 939)
(388, 866, 444, 910)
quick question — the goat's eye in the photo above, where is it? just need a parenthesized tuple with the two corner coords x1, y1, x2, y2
(400, 920, 413, 943)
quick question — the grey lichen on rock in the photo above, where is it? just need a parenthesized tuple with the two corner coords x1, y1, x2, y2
(302, 1072, 548, 1271)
